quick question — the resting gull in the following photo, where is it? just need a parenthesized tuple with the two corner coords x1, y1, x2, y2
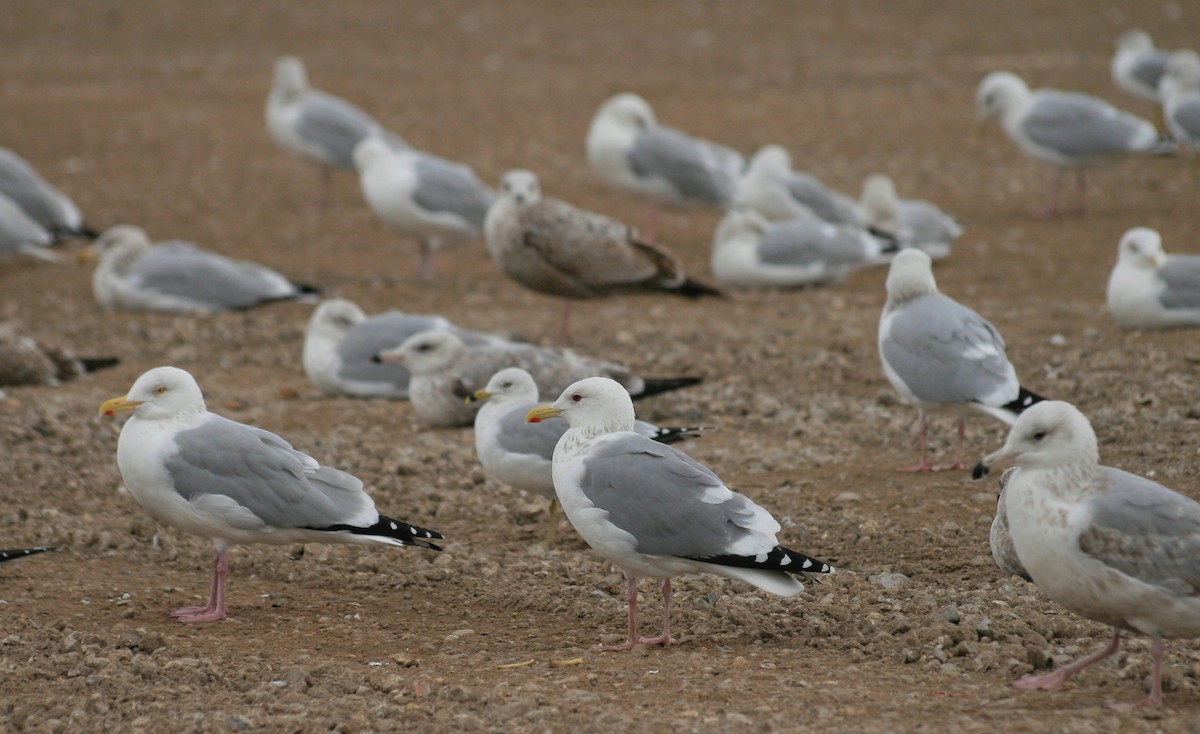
(973, 400, 1200, 708)
(711, 208, 895, 289)
(0, 547, 57, 564)
(734, 145, 867, 227)
(0, 147, 95, 239)
(484, 169, 720, 340)
(99, 366, 443, 623)
(859, 174, 961, 260)
(0, 325, 118, 389)
(90, 225, 319, 314)
(976, 70, 1173, 216)
(265, 55, 407, 206)
(1160, 50, 1200, 150)
(1111, 29, 1172, 102)
(879, 249, 1044, 471)
(470, 367, 707, 544)
(378, 330, 701, 428)
(303, 297, 511, 399)
(0, 192, 56, 261)
(1106, 227, 1200, 330)
(526, 377, 833, 652)
(353, 137, 494, 279)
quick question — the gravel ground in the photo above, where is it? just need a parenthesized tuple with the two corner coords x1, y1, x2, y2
(3, 2, 1200, 732)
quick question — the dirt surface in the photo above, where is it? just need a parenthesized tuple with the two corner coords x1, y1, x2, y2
(4, 1, 1200, 731)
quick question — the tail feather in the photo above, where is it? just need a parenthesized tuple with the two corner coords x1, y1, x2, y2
(313, 515, 444, 551)
(0, 546, 57, 563)
(79, 357, 120, 374)
(633, 376, 703, 400)
(669, 276, 724, 299)
(648, 425, 714, 445)
(685, 545, 835, 579)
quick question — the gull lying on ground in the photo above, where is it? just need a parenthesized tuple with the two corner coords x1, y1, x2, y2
(353, 137, 494, 279)
(974, 400, 1200, 709)
(1160, 50, 1200, 150)
(378, 331, 700, 428)
(879, 250, 1044, 471)
(859, 174, 961, 260)
(526, 377, 833, 652)
(303, 297, 512, 399)
(734, 145, 867, 227)
(0, 147, 95, 239)
(99, 366, 443, 623)
(0, 192, 56, 261)
(1107, 227, 1200, 329)
(470, 367, 707, 544)
(976, 70, 1173, 216)
(90, 225, 319, 314)
(0, 324, 117, 389)
(1111, 29, 1172, 102)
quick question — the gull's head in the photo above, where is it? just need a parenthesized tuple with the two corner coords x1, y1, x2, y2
(272, 55, 308, 98)
(86, 224, 152, 268)
(1164, 50, 1200, 92)
(1116, 28, 1154, 53)
(713, 208, 769, 252)
(99, 366, 206, 421)
(860, 174, 899, 220)
(745, 145, 793, 182)
(473, 367, 539, 405)
(352, 136, 395, 172)
(976, 71, 1029, 122)
(884, 248, 937, 305)
(377, 330, 464, 374)
(1116, 227, 1165, 271)
(307, 298, 366, 342)
(596, 92, 656, 132)
(526, 377, 635, 434)
(976, 401, 1099, 476)
(497, 170, 541, 206)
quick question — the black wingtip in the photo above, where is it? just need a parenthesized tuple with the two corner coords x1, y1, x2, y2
(868, 225, 901, 252)
(293, 282, 324, 296)
(370, 353, 383, 364)
(1001, 387, 1046, 417)
(971, 461, 989, 480)
(686, 545, 834, 577)
(633, 376, 703, 400)
(650, 425, 714, 445)
(671, 277, 724, 299)
(80, 357, 120, 373)
(0, 546, 58, 563)
(314, 516, 444, 551)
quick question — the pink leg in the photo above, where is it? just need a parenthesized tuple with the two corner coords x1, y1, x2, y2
(636, 578, 677, 647)
(1108, 634, 1166, 710)
(644, 209, 658, 245)
(898, 411, 936, 472)
(170, 548, 229, 623)
(1013, 629, 1121, 691)
(592, 576, 642, 653)
(418, 241, 436, 280)
(1034, 169, 1064, 218)
(933, 417, 966, 471)
(559, 300, 573, 346)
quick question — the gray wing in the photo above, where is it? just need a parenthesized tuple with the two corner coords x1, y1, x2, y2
(757, 220, 867, 267)
(881, 294, 1015, 405)
(1021, 92, 1151, 156)
(410, 155, 494, 229)
(1131, 53, 1169, 90)
(898, 200, 961, 242)
(0, 148, 79, 231)
(134, 243, 294, 309)
(1077, 467, 1200, 597)
(295, 92, 380, 168)
(1157, 256, 1200, 310)
(494, 401, 566, 461)
(627, 128, 742, 205)
(1170, 97, 1200, 139)
(577, 435, 766, 557)
(0, 194, 53, 255)
(166, 416, 372, 530)
(785, 173, 863, 226)
(335, 312, 451, 386)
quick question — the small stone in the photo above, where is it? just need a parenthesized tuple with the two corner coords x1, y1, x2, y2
(974, 617, 996, 641)
(932, 605, 961, 625)
(870, 572, 909, 589)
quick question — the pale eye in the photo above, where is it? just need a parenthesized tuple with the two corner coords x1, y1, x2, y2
(154, 386, 167, 396)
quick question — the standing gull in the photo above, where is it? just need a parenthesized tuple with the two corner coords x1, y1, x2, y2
(879, 249, 1044, 471)
(1160, 50, 1200, 150)
(711, 208, 895, 289)
(974, 401, 1200, 709)
(265, 56, 407, 207)
(353, 137, 494, 280)
(1106, 227, 1200, 330)
(303, 297, 511, 399)
(734, 145, 867, 227)
(976, 71, 1173, 216)
(1111, 29, 1172, 102)
(484, 169, 720, 341)
(470, 367, 707, 544)
(0, 147, 95, 239)
(526, 377, 833, 652)
(90, 225, 319, 314)
(99, 366, 442, 623)
(859, 174, 961, 260)
(378, 330, 701, 428)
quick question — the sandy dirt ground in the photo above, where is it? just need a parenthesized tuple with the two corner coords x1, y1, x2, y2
(4, 1, 1200, 732)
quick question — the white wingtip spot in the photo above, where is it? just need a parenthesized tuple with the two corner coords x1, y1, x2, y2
(802, 558, 813, 570)
(754, 553, 768, 564)
(780, 554, 791, 566)
(390, 521, 398, 531)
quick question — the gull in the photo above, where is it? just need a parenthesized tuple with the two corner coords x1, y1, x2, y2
(303, 297, 512, 399)
(976, 70, 1173, 216)
(470, 367, 707, 544)
(585, 92, 745, 214)
(0, 547, 57, 564)
(99, 366, 443, 623)
(1160, 50, 1200, 150)
(973, 400, 1200, 709)
(0, 192, 57, 261)
(526, 377, 833, 652)
(378, 330, 700, 428)
(1106, 227, 1200, 329)
(90, 225, 319, 314)
(859, 174, 961, 260)
(879, 249, 1044, 471)
(0, 147, 95, 239)
(1111, 29, 1172, 102)
(484, 169, 721, 341)
(711, 208, 895, 289)
(265, 55, 407, 207)
(734, 145, 867, 227)
(0, 324, 118, 389)
(988, 468, 1031, 582)
(353, 137, 494, 280)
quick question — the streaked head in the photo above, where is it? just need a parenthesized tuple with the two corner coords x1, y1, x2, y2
(713, 208, 769, 250)
(977, 400, 1099, 475)
(99, 366, 206, 421)
(308, 298, 366, 341)
(1116, 227, 1164, 270)
(526, 377, 635, 434)
(976, 71, 1030, 121)
(497, 170, 542, 206)
(474, 367, 539, 405)
(377, 330, 465, 374)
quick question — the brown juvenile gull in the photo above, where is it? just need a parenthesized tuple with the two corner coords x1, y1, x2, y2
(526, 377, 832, 652)
(484, 169, 720, 341)
(0, 324, 118, 390)
(879, 249, 1045, 471)
(377, 330, 701, 428)
(974, 400, 1200, 709)
(99, 366, 442, 623)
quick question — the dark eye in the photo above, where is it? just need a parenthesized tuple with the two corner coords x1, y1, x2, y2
(571, 393, 582, 402)
(417, 344, 431, 353)
(1032, 431, 1047, 441)
(501, 382, 512, 389)
(154, 386, 167, 396)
